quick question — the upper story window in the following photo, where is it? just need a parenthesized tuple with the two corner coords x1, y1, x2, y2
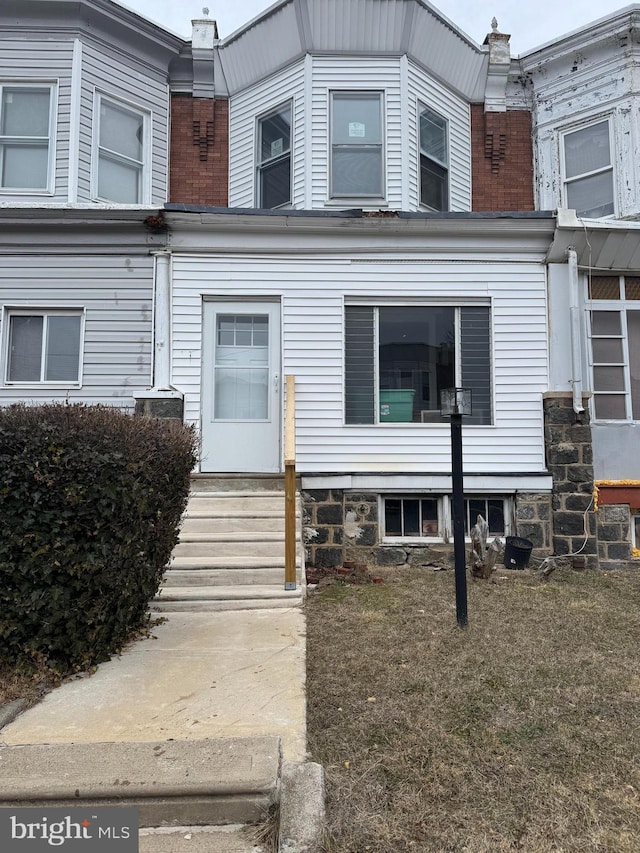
(588, 275, 640, 420)
(330, 92, 383, 198)
(0, 84, 54, 193)
(257, 103, 291, 209)
(419, 105, 448, 211)
(94, 94, 148, 204)
(562, 119, 614, 218)
(4, 309, 83, 385)
(344, 304, 492, 425)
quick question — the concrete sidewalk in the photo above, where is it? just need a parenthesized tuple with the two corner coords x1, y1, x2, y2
(1, 608, 306, 763)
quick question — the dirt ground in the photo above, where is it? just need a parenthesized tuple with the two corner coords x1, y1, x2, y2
(306, 566, 640, 853)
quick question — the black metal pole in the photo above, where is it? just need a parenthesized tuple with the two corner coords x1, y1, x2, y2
(450, 413, 468, 628)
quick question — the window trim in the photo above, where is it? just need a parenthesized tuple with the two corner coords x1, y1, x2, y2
(587, 276, 640, 422)
(2, 307, 85, 387)
(381, 493, 512, 543)
(0, 81, 57, 195)
(329, 90, 385, 200)
(255, 100, 292, 209)
(560, 116, 615, 218)
(91, 90, 151, 205)
(418, 102, 449, 212)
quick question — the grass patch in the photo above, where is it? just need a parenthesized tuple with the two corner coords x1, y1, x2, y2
(306, 567, 640, 852)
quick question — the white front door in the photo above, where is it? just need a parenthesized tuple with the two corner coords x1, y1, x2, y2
(201, 301, 281, 472)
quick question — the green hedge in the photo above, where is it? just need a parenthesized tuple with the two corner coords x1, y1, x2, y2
(0, 404, 198, 673)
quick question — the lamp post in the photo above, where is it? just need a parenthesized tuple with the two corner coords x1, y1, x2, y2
(441, 387, 472, 628)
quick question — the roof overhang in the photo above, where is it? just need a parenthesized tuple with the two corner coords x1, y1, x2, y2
(547, 208, 640, 271)
(164, 205, 556, 256)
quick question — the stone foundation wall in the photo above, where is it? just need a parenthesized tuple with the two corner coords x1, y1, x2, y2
(543, 394, 598, 569)
(303, 488, 553, 570)
(597, 503, 632, 570)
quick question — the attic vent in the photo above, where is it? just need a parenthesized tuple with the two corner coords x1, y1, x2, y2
(193, 120, 215, 161)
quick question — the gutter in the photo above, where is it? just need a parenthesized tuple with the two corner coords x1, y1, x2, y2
(567, 247, 585, 415)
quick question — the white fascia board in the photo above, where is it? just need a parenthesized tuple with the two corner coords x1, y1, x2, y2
(302, 474, 553, 492)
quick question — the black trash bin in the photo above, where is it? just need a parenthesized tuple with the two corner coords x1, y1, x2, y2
(503, 536, 533, 570)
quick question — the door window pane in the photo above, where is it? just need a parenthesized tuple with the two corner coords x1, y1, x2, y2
(214, 315, 270, 419)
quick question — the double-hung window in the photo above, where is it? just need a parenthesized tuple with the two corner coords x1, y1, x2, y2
(588, 275, 640, 420)
(0, 84, 54, 192)
(419, 105, 448, 211)
(562, 119, 614, 218)
(257, 103, 291, 208)
(94, 94, 148, 204)
(345, 304, 492, 425)
(331, 92, 383, 198)
(4, 310, 83, 385)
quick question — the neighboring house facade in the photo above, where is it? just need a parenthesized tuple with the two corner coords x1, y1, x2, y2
(0, 0, 182, 410)
(512, 5, 640, 568)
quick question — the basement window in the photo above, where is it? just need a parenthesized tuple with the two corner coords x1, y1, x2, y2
(382, 495, 512, 542)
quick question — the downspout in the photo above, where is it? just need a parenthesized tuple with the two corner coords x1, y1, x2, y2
(567, 247, 585, 415)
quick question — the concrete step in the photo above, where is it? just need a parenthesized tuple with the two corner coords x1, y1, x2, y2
(173, 540, 286, 559)
(0, 737, 280, 828)
(190, 475, 287, 493)
(154, 585, 303, 611)
(187, 494, 286, 513)
(139, 825, 263, 852)
(170, 556, 301, 570)
(183, 513, 290, 533)
(163, 568, 285, 586)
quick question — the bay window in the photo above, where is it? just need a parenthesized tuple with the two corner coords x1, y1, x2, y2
(257, 103, 291, 209)
(94, 94, 148, 204)
(345, 304, 492, 425)
(0, 84, 54, 191)
(419, 105, 448, 211)
(331, 92, 383, 198)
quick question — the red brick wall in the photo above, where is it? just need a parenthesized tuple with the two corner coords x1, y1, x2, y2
(471, 105, 534, 212)
(169, 95, 229, 206)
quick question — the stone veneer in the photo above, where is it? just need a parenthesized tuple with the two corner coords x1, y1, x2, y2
(596, 503, 632, 570)
(543, 393, 598, 569)
(302, 489, 553, 570)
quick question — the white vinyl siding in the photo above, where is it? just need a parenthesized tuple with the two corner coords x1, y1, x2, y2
(229, 62, 305, 208)
(0, 39, 72, 202)
(0, 254, 153, 409)
(407, 61, 471, 212)
(79, 42, 168, 205)
(171, 255, 548, 474)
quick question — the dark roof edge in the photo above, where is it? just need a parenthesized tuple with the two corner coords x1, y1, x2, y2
(164, 204, 555, 220)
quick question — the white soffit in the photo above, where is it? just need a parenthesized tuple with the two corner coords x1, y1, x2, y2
(218, 0, 488, 100)
(548, 210, 640, 271)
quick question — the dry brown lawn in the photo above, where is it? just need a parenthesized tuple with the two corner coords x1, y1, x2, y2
(306, 566, 640, 853)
